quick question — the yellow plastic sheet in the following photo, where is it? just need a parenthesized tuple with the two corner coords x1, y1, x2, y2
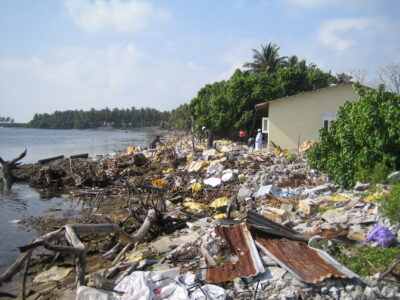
(183, 202, 207, 212)
(213, 213, 227, 219)
(163, 168, 175, 174)
(330, 194, 353, 202)
(152, 179, 166, 187)
(126, 146, 136, 155)
(364, 190, 389, 201)
(220, 146, 231, 152)
(210, 197, 229, 208)
(191, 161, 210, 172)
(191, 182, 202, 193)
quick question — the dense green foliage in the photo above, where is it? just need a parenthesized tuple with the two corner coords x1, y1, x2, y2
(308, 84, 400, 188)
(166, 104, 191, 131)
(189, 61, 335, 138)
(28, 107, 169, 129)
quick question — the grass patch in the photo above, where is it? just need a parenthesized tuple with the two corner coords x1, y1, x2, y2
(318, 205, 335, 214)
(334, 245, 400, 277)
(374, 184, 400, 222)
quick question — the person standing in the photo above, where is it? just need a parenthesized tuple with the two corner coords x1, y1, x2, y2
(202, 126, 214, 149)
(247, 137, 255, 150)
(148, 136, 163, 149)
(255, 128, 263, 152)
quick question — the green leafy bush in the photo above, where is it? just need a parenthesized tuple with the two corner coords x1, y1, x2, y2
(376, 184, 400, 222)
(308, 84, 400, 188)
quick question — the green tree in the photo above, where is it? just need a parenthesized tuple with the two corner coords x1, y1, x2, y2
(243, 43, 287, 74)
(335, 72, 353, 84)
(308, 84, 400, 188)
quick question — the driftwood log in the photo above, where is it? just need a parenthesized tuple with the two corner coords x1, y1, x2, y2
(0, 209, 157, 288)
(38, 155, 64, 165)
(0, 149, 27, 191)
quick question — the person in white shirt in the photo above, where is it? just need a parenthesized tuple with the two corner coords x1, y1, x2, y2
(255, 128, 263, 151)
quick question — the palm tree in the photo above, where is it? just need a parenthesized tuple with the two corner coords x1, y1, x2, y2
(243, 43, 287, 74)
(286, 55, 316, 71)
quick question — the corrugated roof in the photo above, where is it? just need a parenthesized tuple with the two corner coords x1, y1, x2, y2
(205, 224, 264, 283)
(255, 236, 359, 284)
(246, 211, 308, 241)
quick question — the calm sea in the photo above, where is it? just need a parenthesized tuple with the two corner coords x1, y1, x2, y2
(0, 128, 154, 273)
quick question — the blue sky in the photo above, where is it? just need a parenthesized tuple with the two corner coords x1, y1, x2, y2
(1, 0, 399, 122)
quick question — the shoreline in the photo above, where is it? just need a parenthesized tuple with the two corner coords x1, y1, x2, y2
(1, 134, 398, 299)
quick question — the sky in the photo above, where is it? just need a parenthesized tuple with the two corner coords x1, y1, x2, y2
(0, 0, 399, 122)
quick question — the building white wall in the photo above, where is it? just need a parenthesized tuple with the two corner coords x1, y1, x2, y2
(268, 84, 359, 150)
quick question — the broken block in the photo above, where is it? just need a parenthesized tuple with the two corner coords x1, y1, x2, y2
(298, 199, 318, 215)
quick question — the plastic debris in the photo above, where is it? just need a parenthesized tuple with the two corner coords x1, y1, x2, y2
(76, 286, 114, 300)
(191, 284, 227, 300)
(221, 172, 234, 182)
(365, 226, 395, 247)
(191, 182, 202, 193)
(299, 140, 315, 152)
(213, 213, 227, 219)
(114, 268, 188, 300)
(364, 190, 389, 201)
(33, 266, 73, 283)
(255, 185, 272, 197)
(203, 177, 222, 187)
(126, 146, 136, 155)
(183, 202, 208, 212)
(210, 197, 229, 208)
(330, 194, 353, 202)
(163, 168, 175, 174)
(152, 179, 166, 187)
(189, 161, 210, 172)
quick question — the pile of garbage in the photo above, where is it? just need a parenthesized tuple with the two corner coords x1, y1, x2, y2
(2, 133, 400, 299)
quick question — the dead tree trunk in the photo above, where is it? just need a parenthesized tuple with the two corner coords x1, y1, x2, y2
(0, 149, 27, 191)
(0, 209, 157, 286)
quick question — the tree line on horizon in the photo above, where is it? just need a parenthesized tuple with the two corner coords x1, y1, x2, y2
(0, 116, 15, 123)
(28, 107, 170, 129)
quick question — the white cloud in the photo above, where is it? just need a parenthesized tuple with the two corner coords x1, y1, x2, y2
(288, 0, 342, 7)
(317, 18, 372, 53)
(0, 43, 215, 122)
(218, 39, 259, 80)
(65, 0, 169, 33)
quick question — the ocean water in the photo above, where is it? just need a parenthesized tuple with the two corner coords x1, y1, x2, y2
(0, 128, 154, 273)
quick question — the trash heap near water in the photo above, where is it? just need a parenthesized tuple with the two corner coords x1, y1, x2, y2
(2, 132, 400, 299)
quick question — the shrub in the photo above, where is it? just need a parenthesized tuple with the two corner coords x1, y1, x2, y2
(308, 84, 400, 188)
(376, 184, 400, 222)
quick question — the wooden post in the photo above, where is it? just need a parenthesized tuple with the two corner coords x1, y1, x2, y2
(191, 116, 195, 152)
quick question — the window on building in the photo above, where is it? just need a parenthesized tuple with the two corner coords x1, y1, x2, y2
(323, 112, 336, 131)
(323, 120, 329, 130)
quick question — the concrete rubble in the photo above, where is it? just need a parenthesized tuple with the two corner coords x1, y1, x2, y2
(2, 132, 400, 299)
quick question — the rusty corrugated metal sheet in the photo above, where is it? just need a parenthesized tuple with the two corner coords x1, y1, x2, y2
(205, 224, 264, 283)
(246, 211, 308, 241)
(255, 236, 357, 284)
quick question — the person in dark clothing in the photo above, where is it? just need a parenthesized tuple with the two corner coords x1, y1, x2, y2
(148, 136, 163, 149)
(247, 137, 255, 149)
(202, 126, 214, 149)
